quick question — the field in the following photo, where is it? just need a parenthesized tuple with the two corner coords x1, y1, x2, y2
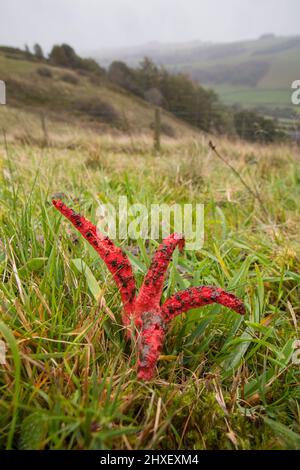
(0, 108, 300, 450)
(207, 85, 293, 110)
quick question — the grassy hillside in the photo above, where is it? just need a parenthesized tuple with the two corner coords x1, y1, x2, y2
(0, 116, 300, 448)
(94, 35, 300, 115)
(0, 48, 197, 140)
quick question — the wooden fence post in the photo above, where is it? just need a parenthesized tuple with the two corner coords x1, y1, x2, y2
(153, 107, 161, 154)
(40, 112, 49, 147)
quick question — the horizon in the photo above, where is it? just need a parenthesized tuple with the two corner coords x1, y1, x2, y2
(88, 32, 300, 54)
(1, 0, 299, 54)
(1, 32, 299, 58)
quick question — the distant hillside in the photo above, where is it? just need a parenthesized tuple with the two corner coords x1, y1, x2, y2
(93, 35, 300, 117)
(0, 46, 196, 138)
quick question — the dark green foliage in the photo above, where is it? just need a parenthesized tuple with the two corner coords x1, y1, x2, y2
(49, 44, 79, 68)
(49, 44, 106, 76)
(81, 57, 106, 76)
(159, 70, 226, 132)
(33, 43, 44, 61)
(234, 110, 285, 143)
(24, 44, 31, 59)
(137, 57, 161, 91)
(108, 61, 142, 95)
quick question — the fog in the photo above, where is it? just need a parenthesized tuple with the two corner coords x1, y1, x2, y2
(0, 0, 299, 53)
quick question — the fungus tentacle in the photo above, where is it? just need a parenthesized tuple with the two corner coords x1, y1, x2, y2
(161, 285, 245, 322)
(137, 309, 166, 381)
(52, 199, 136, 323)
(136, 234, 185, 315)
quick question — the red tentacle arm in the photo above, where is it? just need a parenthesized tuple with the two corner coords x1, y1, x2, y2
(137, 309, 166, 381)
(52, 199, 136, 325)
(161, 285, 245, 322)
(135, 234, 185, 323)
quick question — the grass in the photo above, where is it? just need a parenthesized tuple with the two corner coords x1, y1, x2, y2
(0, 116, 300, 450)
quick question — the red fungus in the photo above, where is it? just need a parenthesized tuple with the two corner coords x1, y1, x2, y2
(53, 199, 245, 381)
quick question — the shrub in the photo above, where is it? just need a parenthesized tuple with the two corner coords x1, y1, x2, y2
(77, 98, 121, 126)
(36, 67, 53, 78)
(60, 73, 79, 85)
(49, 44, 106, 76)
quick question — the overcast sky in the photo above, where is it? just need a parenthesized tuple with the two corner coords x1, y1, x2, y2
(0, 0, 299, 54)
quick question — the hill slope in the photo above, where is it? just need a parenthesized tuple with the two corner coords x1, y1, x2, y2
(0, 47, 196, 140)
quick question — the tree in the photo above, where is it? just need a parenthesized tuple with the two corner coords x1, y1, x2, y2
(137, 57, 160, 91)
(24, 44, 31, 59)
(49, 44, 78, 68)
(49, 44, 106, 76)
(33, 43, 44, 60)
(108, 61, 141, 95)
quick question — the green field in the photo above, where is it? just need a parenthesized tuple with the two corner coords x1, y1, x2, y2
(0, 104, 300, 449)
(210, 85, 293, 109)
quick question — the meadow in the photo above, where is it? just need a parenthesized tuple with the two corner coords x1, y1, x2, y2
(0, 112, 300, 450)
(211, 84, 294, 111)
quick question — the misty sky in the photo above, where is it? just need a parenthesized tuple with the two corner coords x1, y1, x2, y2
(0, 0, 299, 54)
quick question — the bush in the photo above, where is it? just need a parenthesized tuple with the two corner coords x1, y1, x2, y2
(60, 73, 79, 85)
(77, 98, 121, 126)
(49, 44, 106, 76)
(36, 67, 53, 78)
